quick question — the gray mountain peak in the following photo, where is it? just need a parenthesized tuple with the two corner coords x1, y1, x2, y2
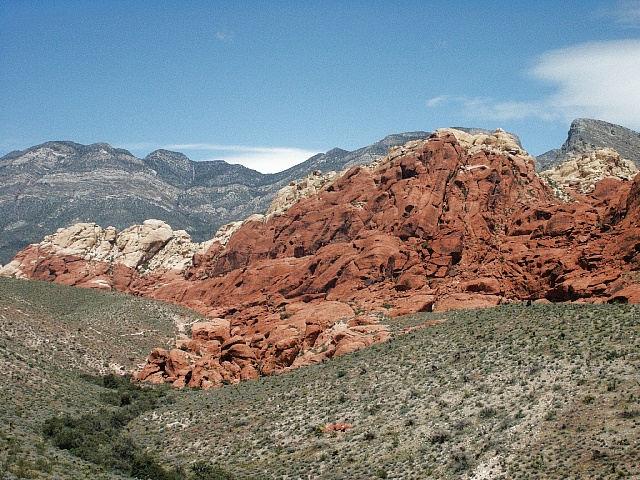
(536, 118, 640, 171)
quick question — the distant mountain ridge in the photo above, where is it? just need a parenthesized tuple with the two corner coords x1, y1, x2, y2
(3, 119, 637, 265)
(0, 132, 430, 264)
(536, 118, 640, 171)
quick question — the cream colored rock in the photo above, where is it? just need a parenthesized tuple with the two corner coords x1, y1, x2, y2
(115, 219, 174, 268)
(0, 219, 217, 278)
(146, 230, 204, 271)
(541, 147, 638, 195)
(0, 260, 25, 278)
(42, 222, 114, 261)
(434, 128, 536, 163)
(367, 139, 429, 172)
(266, 170, 344, 217)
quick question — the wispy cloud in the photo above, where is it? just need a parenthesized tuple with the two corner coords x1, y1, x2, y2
(426, 95, 450, 107)
(215, 29, 234, 43)
(428, 39, 640, 131)
(118, 141, 159, 151)
(163, 144, 319, 174)
(530, 39, 640, 127)
(608, 0, 640, 28)
(426, 95, 559, 122)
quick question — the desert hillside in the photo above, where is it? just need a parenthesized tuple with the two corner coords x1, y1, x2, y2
(1, 277, 638, 478)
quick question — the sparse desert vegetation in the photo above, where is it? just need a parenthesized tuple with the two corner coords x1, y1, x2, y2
(1, 277, 639, 478)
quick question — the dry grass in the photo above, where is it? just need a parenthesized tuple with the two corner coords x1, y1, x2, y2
(0, 278, 204, 479)
(1, 277, 638, 479)
(129, 302, 640, 479)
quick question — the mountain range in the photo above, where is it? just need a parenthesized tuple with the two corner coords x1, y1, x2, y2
(2, 120, 640, 478)
(5, 124, 640, 389)
(5, 119, 637, 266)
(0, 132, 429, 264)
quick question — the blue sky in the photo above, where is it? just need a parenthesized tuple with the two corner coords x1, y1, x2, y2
(2, 1, 640, 173)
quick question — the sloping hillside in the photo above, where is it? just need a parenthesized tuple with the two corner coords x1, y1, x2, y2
(5, 128, 640, 391)
(0, 277, 207, 479)
(128, 302, 639, 479)
(1, 280, 638, 478)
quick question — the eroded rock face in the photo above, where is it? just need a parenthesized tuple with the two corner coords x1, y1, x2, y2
(5, 128, 640, 388)
(0, 219, 207, 283)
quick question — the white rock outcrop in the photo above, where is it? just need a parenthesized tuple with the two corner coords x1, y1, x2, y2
(541, 147, 639, 195)
(0, 219, 210, 277)
(434, 128, 536, 163)
(266, 170, 344, 218)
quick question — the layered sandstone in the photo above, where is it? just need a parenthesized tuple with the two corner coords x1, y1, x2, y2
(5, 128, 640, 388)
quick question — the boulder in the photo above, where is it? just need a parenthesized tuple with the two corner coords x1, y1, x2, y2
(191, 319, 230, 344)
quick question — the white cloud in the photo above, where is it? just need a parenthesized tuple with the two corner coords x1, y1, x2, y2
(426, 94, 559, 122)
(163, 144, 319, 174)
(430, 39, 640, 131)
(530, 39, 640, 128)
(426, 95, 450, 107)
(118, 141, 159, 151)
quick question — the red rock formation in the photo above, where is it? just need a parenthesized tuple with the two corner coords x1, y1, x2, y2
(4, 129, 640, 388)
(324, 423, 352, 432)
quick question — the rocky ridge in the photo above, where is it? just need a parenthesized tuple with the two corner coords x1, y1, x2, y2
(5, 127, 640, 389)
(541, 147, 638, 199)
(536, 118, 640, 171)
(0, 132, 431, 265)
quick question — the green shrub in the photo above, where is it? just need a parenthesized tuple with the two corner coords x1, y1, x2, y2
(42, 374, 179, 478)
(190, 461, 235, 480)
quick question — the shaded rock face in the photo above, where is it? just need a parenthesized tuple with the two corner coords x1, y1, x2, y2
(5, 129, 640, 388)
(537, 118, 640, 171)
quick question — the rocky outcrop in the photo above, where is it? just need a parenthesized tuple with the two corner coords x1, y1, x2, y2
(537, 118, 640, 171)
(541, 148, 638, 197)
(5, 128, 640, 389)
(145, 305, 393, 388)
(266, 170, 344, 217)
(0, 219, 226, 291)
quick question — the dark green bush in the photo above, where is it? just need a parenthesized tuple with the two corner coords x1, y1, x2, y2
(42, 374, 182, 479)
(190, 461, 235, 480)
(429, 431, 451, 444)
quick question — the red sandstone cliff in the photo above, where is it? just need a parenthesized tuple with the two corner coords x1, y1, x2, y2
(4, 129, 640, 388)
